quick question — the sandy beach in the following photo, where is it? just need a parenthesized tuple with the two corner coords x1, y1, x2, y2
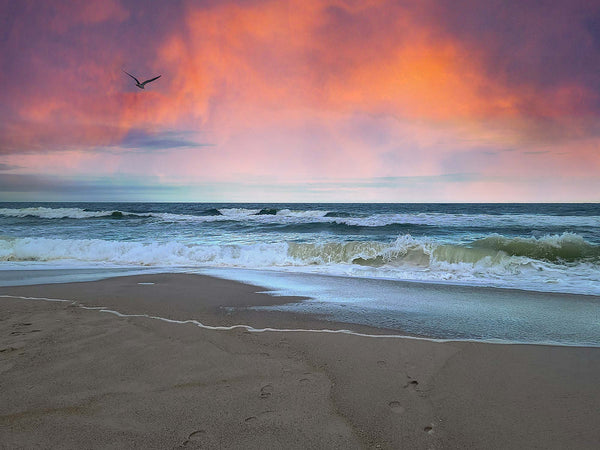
(1, 273, 599, 449)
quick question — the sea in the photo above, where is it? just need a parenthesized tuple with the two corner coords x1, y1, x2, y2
(1, 202, 599, 346)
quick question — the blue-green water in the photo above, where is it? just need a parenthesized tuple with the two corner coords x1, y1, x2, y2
(1, 203, 599, 345)
(1, 202, 598, 294)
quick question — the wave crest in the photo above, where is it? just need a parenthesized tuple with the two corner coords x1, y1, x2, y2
(2, 233, 595, 267)
(1, 233, 598, 294)
(3, 206, 599, 229)
(471, 233, 599, 262)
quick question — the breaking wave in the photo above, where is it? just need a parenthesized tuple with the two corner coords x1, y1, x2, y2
(286, 233, 600, 266)
(1, 233, 598, 295)
(470, 233, 600, 262)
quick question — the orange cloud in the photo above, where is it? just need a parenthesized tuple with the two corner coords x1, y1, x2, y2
(4, 0, 594, 153)
(153, 0, 578, 137)
(2, 0, 599, 202)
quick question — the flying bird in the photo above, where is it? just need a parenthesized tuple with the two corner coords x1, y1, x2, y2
(123, 70, 161, 89)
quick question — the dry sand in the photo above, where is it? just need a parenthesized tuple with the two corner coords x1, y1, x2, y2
(1, 273, 599, 449)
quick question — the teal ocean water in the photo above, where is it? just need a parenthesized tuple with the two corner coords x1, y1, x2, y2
(1, 203, 599, 345)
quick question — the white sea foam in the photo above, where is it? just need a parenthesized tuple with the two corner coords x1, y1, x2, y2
(218, 208, 261, 216)
(1, 234, 598, 295)
(2, 206, 599, 228)
(276, 209, 329, 218)
(0, 207, 118, 219)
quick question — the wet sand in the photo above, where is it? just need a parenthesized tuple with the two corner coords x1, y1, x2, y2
(1, 273, 599, 449)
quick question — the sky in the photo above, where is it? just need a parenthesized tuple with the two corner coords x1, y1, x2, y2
(1, 0, 599, 202)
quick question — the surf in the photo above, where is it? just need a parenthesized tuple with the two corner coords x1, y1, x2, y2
(1, 233, 598, 295)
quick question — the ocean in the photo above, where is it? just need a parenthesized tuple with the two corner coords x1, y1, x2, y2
(1, 202, 599, 346)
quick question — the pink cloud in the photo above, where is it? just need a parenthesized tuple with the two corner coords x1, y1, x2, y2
(1, 0, 599, 201)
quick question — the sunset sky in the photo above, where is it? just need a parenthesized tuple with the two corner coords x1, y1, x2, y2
(1, 0, 599, 202)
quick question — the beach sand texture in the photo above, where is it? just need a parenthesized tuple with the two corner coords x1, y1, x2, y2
(1, 274, 599, 449)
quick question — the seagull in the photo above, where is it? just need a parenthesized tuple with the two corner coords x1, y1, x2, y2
(123, 70, 161, 89)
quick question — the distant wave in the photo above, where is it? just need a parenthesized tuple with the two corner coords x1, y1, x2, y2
(1, 233, 598, 295)
(199, 208, 223, 216)
(261, 221, 431, 235)
(0, 207, 153, 220)
(255, 208, 278, 215)
(324, 211, 352, 218)
(0, 207, 120, 219)
(2, 206, 599, 229)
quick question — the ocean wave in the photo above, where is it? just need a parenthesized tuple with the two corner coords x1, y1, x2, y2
(287, 233, 600, 266)
(470, 233, 600, 262)
(1, 233, 598, 295)
(0, 207, 155, 220)
(2, 206, 599, 229)
(0, 237, 289, 267)
(1, 233, 596, 265)
(256, 208, 278, 215)
(324, 211, 352, 218)
(263, 221, 427, 235)
(0, 207, 119, 219)
(199, 208, 223, 216)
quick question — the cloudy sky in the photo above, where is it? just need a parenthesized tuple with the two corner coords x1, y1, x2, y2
(1, 0, 599, 202)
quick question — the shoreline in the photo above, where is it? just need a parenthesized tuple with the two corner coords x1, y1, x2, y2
(0, 273, 399, 337)
(1, 273, 600, 448)
(3, 265, 600, 299)
(2, 290, 598, 349)
(1, 270, 599, 346)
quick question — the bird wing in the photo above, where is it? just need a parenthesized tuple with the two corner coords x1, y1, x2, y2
(141, 75, 161, 86)
(123, 70, 140, 84)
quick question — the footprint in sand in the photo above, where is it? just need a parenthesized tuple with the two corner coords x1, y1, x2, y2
(0, 347, 17, 353)
(298, 372, 314, 385)
(188, 430, 206, 440)
(260, 384, 273, 399)
(11, 322, 40, 335)
(244, 410, 274, 425)
(182, 429, 208, 446)
(10, 330, 41, 336)
(404, 378, 419, 390)
(388, 401, 405, 414)
(377, 360, 387, 367)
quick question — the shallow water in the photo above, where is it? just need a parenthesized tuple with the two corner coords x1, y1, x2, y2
(199, 267, 600, 347)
